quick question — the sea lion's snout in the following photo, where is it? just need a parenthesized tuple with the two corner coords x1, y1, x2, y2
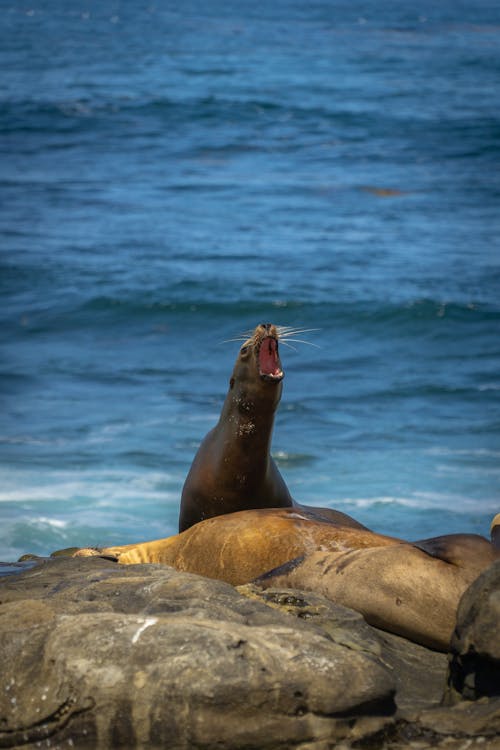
(258, 335, 284, 382)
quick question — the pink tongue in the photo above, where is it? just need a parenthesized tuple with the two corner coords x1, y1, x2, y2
(259, 337, 281, 376)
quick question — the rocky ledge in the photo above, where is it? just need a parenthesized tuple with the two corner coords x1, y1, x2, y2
(0, 557, 498, 749)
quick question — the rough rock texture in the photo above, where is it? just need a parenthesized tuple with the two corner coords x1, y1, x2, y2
(239, 585, 448, 713)
(0, 557, 394, 749)
(445, 559, 500, 703)
(397, 560, 500, 750)
(0, 557, 498, 749)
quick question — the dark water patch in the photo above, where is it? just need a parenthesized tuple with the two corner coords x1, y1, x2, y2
(0, 560, 40, 577)
(57, 296, 500, 321)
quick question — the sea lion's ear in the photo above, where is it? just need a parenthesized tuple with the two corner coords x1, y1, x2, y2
(229, 377, 235, 389)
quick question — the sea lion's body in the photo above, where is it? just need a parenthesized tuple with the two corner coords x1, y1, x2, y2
(74, 506, 499, 650)
(254, 543, 490, 651)
(179, 323, 366, 532)
(95, 508, 400, 580)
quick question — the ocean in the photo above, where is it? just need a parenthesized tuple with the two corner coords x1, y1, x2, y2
(1, 0, 500, 562)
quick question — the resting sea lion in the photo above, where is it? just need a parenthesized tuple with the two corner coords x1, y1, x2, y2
(80, 508, 400, 578)
(179, 322, 366, 532)
(72, 506, 500, 650)
(253, 544, 491, 651)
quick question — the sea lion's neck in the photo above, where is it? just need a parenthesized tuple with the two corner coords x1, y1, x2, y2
(217, 383, 280, 458)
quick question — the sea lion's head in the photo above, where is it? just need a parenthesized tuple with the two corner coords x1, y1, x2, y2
(229, 323, 284, 403)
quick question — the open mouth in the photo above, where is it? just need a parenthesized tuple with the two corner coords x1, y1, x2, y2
(258, 336, 284, 381)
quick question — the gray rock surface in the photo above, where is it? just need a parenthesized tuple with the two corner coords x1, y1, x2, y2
(445, 559, 500, 703)
(240, 585, 448, 713)
(0, 557, 395, 749)
(0, 556, 498, 749)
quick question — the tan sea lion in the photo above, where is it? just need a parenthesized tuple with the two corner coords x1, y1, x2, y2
(179, 322, 366, 532)
(82, 507, 401, 578)
(72, 507, 499, 650)
(253, 544, 491, 651)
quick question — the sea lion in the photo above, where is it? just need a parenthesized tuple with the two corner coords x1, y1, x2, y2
(253, 544, 489, 651)
(80, 507, 401, 579)
(71, 507, 499, 650)
(179, 322, 366, 532)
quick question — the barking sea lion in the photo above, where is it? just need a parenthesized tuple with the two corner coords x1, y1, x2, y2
(179, 322, 366, 532)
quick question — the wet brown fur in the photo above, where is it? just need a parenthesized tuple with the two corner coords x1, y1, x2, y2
(179, 323, 366, 533)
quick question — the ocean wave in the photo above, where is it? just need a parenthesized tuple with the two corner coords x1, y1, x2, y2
(4, 94, 498, 168)
(0, 94, 377, 128)
(0, 468, 180, 505)
(1, 292, 500, 348)
(6, 295, 497, 339)
(340, 492, 500, 513)
(426, 447, 500, 458)
(0, 435, 65, 447)
(75, 296, 500, 321)
(32, 516, 68, 530)
(272, 450, 316, 466)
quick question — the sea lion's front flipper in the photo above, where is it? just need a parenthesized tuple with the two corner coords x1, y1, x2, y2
(50, 546, 89, 558)
(252, 554, 307, 584)
(48, 546, 120, 562)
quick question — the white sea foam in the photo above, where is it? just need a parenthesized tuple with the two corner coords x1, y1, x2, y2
(426, 446, 500, 458)
(340, 492, 499, 513)
(0, 435, 66, 446)
(84, 422, 132, 444)
(436, 463, 500, 477)
(0, 468, 180, 504)
(34, 517, 68, 529)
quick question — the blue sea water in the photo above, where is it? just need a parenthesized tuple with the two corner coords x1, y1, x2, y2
(1, 1, 500, 561)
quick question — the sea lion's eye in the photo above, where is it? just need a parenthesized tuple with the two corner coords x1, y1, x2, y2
(240, 345, 249, 355)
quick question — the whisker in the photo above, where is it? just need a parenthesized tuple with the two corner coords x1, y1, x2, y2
(277, 326, 320, 333)
(281, 338, 321, 349)
(278, 340, 298, 352)
(220, 328, 255, 345)
(220, 336, 251, 344)
(278, 328, 321, 339)
(220, 326, 320, 347)
(276, 326, 306, 333)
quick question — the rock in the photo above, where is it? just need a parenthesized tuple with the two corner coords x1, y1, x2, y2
(417, 699, 500, 741)
(1, 557, 498, 749)
(239, 585, 448, 713)
(353, 704, 500, 749)
(445, 559, 500, 703)
(0, 557, 396, 749)
(396, 560, 500, 750)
